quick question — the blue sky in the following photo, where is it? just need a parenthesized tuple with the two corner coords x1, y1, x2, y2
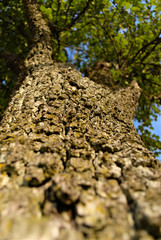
(148, 116, 161, 161)
(134, 115, 161, 161)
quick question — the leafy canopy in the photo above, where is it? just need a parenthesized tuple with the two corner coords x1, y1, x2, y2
(0, 0, 161, 156)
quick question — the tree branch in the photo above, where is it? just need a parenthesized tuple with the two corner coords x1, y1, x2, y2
(67, 0, 93, 28)
(65, 0, 74, 21)
(131, 34, 161, 63)
(140, 41, 160, 64)
(97, 21, 120, 65)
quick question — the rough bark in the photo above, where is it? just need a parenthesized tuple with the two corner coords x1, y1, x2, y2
(0, 1, 161, 240)
(23, 0, 53, 69)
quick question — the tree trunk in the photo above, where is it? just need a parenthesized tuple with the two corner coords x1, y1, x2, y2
(0, 1, 161, 240)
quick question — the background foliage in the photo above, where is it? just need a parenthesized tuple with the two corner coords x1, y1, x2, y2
(0, 0, 161, 156)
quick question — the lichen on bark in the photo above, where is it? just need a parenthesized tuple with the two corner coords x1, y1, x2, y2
(0, 1, 161, 240)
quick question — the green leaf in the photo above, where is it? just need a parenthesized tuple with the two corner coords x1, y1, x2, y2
(131, 6, 141, 12)
(123, 2, 131, 10)
(40, 5, 46, 12)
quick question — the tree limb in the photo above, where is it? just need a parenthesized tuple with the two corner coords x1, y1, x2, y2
(95, 18, 120, 65)
(23, 0, 53, 67)
(67, 0, 93, 28)
(140, 41, 160, 64)
(23, 0, 52, 46)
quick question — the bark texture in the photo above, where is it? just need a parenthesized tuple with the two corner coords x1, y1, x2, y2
(0, 1, 161, 240)
(23, 0, 53, 69)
